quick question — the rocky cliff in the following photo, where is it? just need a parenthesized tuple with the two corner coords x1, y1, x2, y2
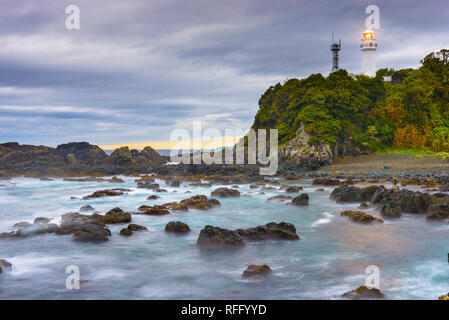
(0, 142, 166, 177)
(279, 123, 366, 170)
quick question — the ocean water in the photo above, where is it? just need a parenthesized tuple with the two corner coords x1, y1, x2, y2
(0, 177, 448, 300)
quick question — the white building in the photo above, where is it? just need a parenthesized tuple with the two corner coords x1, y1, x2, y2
(361, 29, 377, 77)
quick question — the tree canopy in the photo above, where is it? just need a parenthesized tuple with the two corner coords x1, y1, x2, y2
(251, 49, 449, 152)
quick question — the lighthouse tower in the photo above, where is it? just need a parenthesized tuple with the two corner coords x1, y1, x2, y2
(361, 29, 377, 77)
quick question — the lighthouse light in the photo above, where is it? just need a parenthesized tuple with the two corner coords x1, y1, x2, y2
(363, 32, 373, 39)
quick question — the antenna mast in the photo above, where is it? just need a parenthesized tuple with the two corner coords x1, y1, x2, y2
(330, 33, 341, 72)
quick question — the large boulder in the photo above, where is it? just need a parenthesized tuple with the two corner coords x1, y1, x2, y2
(330, 186, 383, 203)
(197, 226, 244, 246)
(266, 195, 293, 202)
(55, 142, 107, 165)
(211, 187, 240, 198)
(137, 205, 170, 215)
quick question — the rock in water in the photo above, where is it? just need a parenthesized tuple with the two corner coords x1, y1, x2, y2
(242, 264, 272, 278)
(119, 228, 133, 237)
(426, 204, 449, 220)
(83, 188, 130, 199)
(80, 205, 95, 212)
(380, 201, 402, 217)
(165, 221, 191, 233)
(285, 186, 303, 193)
(211, 187, 240, 197)
(127, 224, 147, 232)
(291, 193, 309, 206)
(266, 195, 293, 202)
(330, 186, 383, 203)
(342, 286, 384, 299)
(236, 222, 300, 240)
(103, 207, 131, 224)
(197, 226, 244, 246)
(341, 211, 383, 223)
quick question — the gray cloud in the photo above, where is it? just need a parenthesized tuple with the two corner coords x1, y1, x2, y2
(0, 0, 448, 146)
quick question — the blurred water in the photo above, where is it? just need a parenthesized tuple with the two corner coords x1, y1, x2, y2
(0, 177, 447, 299)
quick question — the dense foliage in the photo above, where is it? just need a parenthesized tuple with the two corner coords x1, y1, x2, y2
(251, 49, 449, 152)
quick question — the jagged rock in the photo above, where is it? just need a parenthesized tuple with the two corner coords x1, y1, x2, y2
(285, 186, 303, 193)
(156, 189, 167, 192)
(236, 222, 300, 240)
(83, 188, 130, 199)
(211, 187, 240, 197)
(279, 124, 333, 170)
(291, 193, 309, 206)
(426, 204, 449, 220)
(342, 286, 384, 299)
(197, 226, 244, 246)
(56, 212, 110, 241)
(147, 195, 160, 200)
(102, 207, 131, 224)
(330, 185, 383, 203)
(80, 205, 95, 212)
(242, 264, 272, 278)
(266, 195, 293, 202)
(341, 211, 383, 223)
(163, 202, 189, 211)
(165, 221, 191, 233)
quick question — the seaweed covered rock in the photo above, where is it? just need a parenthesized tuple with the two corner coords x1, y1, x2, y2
(341, 211, 383, 223)
(211, 187, 240, 198)
(342, 286, 384, 300)
(102, 207, 131, 224)
(242, 264, 272, 278)
(165, 221, 191, 233)
(426, 204, 449, 220)
(330, 185, 383, 203)
(197, 226, 244, 246)
(236, 222, 300, 240)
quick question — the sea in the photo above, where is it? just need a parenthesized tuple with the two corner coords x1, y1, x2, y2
(0, 176, 448, 299)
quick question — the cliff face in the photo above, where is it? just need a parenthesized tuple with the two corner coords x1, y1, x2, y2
(279, 124, 333, 170)
(279, 123, 366, 170)
(0, 142, 166, 176)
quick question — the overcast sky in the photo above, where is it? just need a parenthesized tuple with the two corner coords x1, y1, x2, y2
(0, 0, 448, 148)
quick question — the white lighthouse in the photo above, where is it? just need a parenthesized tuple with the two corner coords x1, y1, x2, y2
(361, 29, 377, 77)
